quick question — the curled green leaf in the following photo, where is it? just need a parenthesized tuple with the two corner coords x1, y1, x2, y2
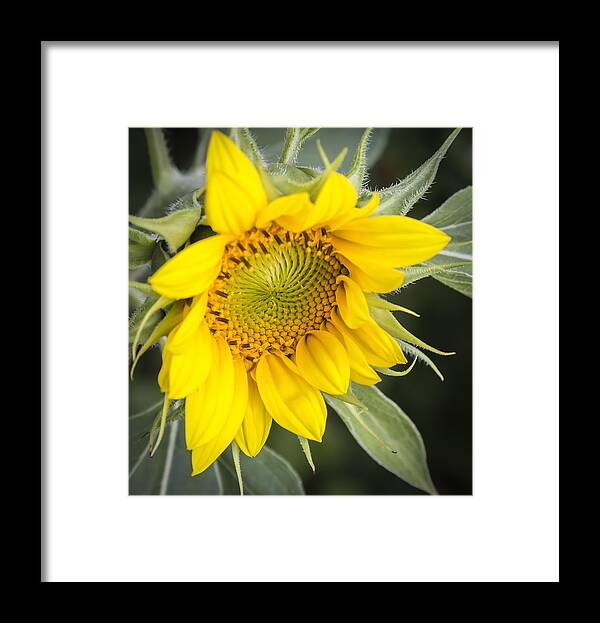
(129, 205, 201, 253)
(129, 228, 156, 270)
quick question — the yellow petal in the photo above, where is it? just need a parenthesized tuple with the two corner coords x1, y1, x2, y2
(206, 172, 259, 236)
(339, 255, 405, 293)
(333, 215, 450, 267)
(185, 335, 237, 447)
(255, 192, 312, 230)
(305, 172, 357, 230)
(166, 322, 214, 399)
(330, 308, 406, 368)
(329, 191, 380, 230)
(191, 354, 249, 475)
(205, 131, 267, 235)
(149, 234, 230, 299)
(335, 275, 371, 329)
(256, 352, 327, 442)
(167, 292, 208, 351)
(158, 348, 173, 393)
(295, 330, 350, 395)
(325, 321, 381, 386)
(235, 377, 272, 457)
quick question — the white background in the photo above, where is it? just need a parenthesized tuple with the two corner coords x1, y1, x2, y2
(44, 42, 559, 582)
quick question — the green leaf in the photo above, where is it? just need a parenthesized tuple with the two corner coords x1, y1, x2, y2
(377, 128, 461, 216)
(346, 128, 373, 192)
(420, 186, 472, 297)
(218, 445, 305, 495)
(129, 227, 156, 270)
(423, 185, 471, 231)
(326, 385, 437, 494)
(129, 417, 224, 495)
(129, 202, 201, 253)
(324, 389, 367, 411)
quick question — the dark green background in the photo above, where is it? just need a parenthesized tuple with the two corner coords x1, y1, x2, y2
(129, 128, 472, 495)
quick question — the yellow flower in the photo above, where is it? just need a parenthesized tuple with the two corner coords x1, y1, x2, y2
(147, 131, 450, 475)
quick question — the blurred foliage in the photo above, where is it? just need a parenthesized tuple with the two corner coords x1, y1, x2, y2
(129, 128, 472, 495)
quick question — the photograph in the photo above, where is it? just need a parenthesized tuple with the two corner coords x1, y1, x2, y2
(129, 127, 473, 495)
(44, 41, 558, 582)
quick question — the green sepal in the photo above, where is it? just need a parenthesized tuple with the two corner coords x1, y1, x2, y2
(370, 307, 455, 357)
(265, 163, 316, 195)
(149, 394, 170, 457)
(308, 145, 348, 201)
(399, 341, 445, 382)
(262, 147, 346, 201)
(346, 128, 373, 192)
(364, 292, 420, 316)
(377, 128, 461, 216)
(130, 301, 184, 379)
(231, 441, 244, 496)
(298, 436, 316, 473)
(401, 261, 471, 288)
(229, 127, 263, 165)
(279, 128, 320, 166)
(131, 295, 173, 362)
(229, 128, 281, 201)
(129, 293, 160, 346)
(375, 356, 417, 377)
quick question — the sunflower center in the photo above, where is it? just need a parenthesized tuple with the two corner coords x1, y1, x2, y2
(206, 223, 346, 364)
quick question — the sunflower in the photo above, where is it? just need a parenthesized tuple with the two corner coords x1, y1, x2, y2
(140, 131, 450, 475)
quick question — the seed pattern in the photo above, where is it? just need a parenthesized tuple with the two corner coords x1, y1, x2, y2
(206, 223, 346, 365)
